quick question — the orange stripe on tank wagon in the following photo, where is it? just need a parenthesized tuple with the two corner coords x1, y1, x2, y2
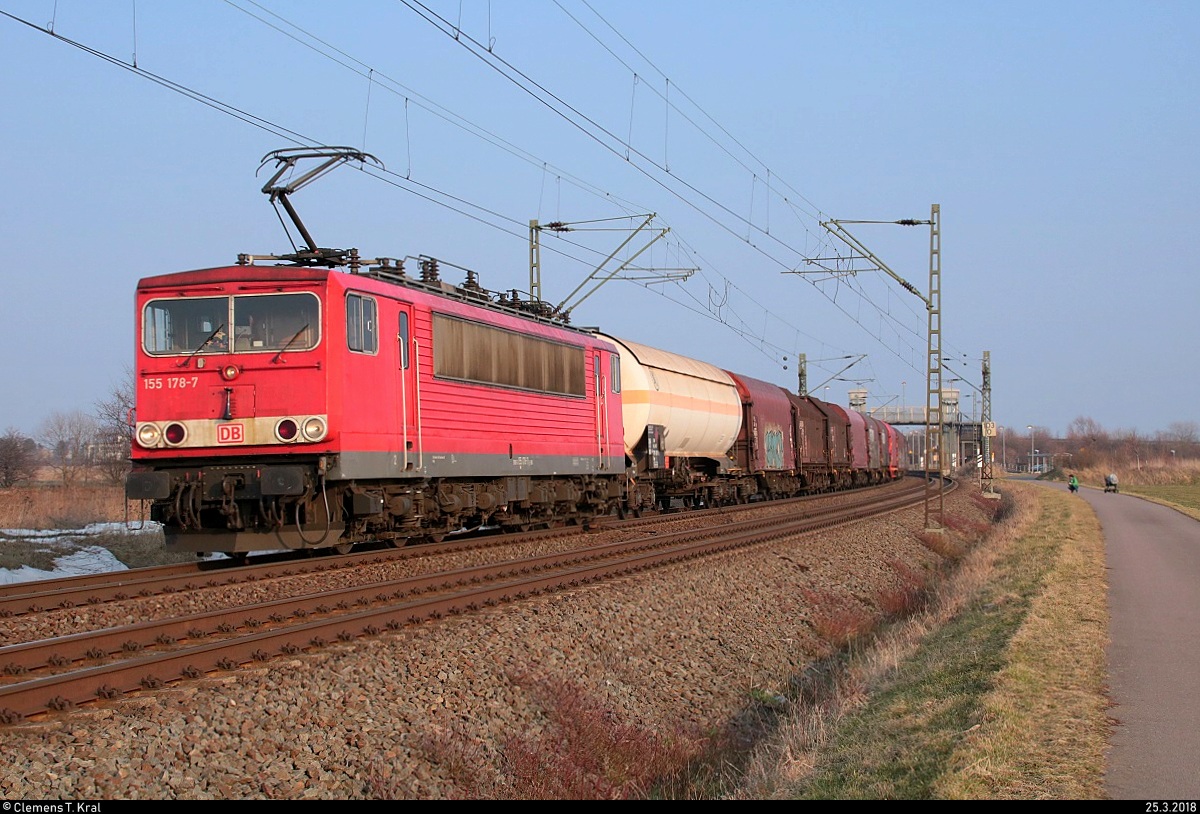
(620, 390, 741, 415)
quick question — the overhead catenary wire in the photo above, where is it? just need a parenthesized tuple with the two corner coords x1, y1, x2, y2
(2, 3, 955, 398)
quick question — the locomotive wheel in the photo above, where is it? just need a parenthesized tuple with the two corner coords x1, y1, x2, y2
(333, 543, 353, 555)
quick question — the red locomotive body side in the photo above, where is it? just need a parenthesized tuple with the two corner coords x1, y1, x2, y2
(322, 272, 625, 481)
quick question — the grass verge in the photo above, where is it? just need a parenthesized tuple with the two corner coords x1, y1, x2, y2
(1118, 484, 1200, 522)
(719, 482, 1109, 799)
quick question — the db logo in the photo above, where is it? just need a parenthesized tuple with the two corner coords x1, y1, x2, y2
(217, 423, 245, 444)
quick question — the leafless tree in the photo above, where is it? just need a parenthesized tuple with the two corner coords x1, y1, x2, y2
(38, 410, 98, 486)
(1064, 416, 1113, 467)
(0, 427, 38, 487)
(1113, 428, 1147, 470)
(93, 365, 136, 485)
(1163, 421, 1198, 450)
(1066, 416, 1109, 445)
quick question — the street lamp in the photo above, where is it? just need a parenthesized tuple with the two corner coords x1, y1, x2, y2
(1027, 425, 1034, 473)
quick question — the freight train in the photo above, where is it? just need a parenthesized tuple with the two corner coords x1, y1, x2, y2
(124, 249, 908, 558)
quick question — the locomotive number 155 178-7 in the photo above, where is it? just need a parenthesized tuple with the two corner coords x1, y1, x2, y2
(143, 376, 200, 390)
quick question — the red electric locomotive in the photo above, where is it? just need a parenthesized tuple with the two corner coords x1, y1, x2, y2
(125, 256, 627, 555)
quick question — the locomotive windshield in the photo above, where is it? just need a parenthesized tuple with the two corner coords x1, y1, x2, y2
(142, 292, 320, 356)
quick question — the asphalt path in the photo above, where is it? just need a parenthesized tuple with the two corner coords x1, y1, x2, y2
(1063, 482, 1200, 800)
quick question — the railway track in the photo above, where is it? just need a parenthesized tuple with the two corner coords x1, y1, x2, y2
(0, 478, 937, 724)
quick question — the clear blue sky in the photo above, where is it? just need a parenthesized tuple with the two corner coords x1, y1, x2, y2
(2, 0, 1197, 441)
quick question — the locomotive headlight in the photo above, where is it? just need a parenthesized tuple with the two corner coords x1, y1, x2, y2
(136, 423, 162, 448)
(275, 418, 299, 442)
(301, 416, 327, 442)
(221, 364, 240, 381)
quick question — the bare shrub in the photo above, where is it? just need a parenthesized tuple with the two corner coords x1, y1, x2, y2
(877, 558, 932, 617)
(916, 529, 964, 560)
(387, 672, 704, 799)
(799, 587, 875, 650)
(92, 366, 136, 486)
(942, 512, 990, 539)
(493, 673, 700, 799)
(0, 428, 38, 487)
(400, 722, 501, 800)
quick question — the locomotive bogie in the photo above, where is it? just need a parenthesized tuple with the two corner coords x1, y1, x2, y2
(150, 462, 343, 555)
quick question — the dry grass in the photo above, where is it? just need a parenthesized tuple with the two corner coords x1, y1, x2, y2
(0, 484, 133, 530)
(934, 485, 1109, 799)
(717, 482, 1110, 799)
(0, 483, 187, 570)
(1063, 459, 1200, 490)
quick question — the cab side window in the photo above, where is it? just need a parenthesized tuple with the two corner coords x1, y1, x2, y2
(398, 311, 410, 369)
(347, 293, 378, 354)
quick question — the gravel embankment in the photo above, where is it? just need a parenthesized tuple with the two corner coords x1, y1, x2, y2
(0, 487, 988, 799)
